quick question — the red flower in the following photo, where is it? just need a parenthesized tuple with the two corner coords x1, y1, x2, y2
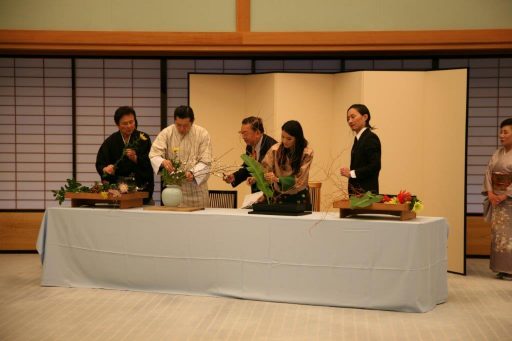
(397, 190, 412, 204)
(380, 195, 392, 203)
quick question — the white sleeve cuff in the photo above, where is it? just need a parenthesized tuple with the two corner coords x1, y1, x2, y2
(192, 162, 210, 185)
(150, 156, 165, 175)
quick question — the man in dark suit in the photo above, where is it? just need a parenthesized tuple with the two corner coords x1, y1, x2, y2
(340, 104, 381, 194)
(224, 116, 277, 193)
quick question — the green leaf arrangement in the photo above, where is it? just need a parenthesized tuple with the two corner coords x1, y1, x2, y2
(52, 179, 118, 205)
(349, 191, 383, 208)
(51, 178, 90, 205)
(240, 154, 274, 203)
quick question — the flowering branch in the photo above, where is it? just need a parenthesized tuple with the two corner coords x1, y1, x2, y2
(103, 132, 148, 178)
(161, 147, 187, 186)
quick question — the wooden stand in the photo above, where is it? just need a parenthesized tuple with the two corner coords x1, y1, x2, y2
(333, 200, 416, 221)
(65, 192, 148, 209)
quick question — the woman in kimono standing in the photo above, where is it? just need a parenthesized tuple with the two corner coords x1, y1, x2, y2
(483, 118, 512, 280)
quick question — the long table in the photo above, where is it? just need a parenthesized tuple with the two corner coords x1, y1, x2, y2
(37, 207, 448, 312)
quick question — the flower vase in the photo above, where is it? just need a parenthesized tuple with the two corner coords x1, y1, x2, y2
(161, 185, 183, 207)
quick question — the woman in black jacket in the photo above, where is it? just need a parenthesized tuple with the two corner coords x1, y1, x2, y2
(340, 104, 381, 194)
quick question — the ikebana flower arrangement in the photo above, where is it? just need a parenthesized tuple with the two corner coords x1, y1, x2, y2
(349, 190, 424, 213)
(381, 190, 424, 213)
(161, 147, 186, 186)
(52, 178, 136, 205)
(349, 192, 382, 208)
(240, 154, 274, 203)
(239, 154, 304, 207)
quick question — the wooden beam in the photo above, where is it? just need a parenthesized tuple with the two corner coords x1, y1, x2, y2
(236, 0, 250, 33)
(0, 29, 511, 55)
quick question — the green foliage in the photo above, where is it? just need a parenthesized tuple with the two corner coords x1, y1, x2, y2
(161, 167, 186, 186)
(51, 178, 90, 205)
(51, 179, 118, 205)
(349, 191, 383, 208)
(409, 196, 419, 210)
(241, 154, 274, 202)
(278, 176, 295, 192)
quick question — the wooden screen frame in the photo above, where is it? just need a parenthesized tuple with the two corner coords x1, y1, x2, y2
(0, 0, 511, 55)
(0, 29, 511, 55)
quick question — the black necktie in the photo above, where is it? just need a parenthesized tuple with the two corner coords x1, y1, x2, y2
(351, 137, 358, 156)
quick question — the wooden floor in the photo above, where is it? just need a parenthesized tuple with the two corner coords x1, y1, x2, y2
(0, 255, 511, 340)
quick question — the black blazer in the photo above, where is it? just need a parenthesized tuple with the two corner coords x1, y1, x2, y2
(349, 128, 381, 194)
(232, 134, 278, 193)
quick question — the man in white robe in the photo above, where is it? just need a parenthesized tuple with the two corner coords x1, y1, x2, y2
(149, 106, 212, 207)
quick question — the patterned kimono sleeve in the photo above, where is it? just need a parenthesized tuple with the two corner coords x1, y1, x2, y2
(294, 149, 314, 190)
(482, 152, 496, 195)
(191, 128, 213, 185)
(505, 152, 512, 197)
(261, 146, 277, 173)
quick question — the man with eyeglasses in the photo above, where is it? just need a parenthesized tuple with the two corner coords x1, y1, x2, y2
(223, 116, 277, 193)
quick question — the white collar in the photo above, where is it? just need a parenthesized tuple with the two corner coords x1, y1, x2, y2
(355, 127, 367, 140)
(254, 135, 263, 153)
(250, 135, 264, 160)
(122, 134, 131, 145)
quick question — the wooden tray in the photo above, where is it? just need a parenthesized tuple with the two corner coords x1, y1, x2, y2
(143, 206, 204, 212)
(65, 192, 148, 209)
(333, 199, 416, 221)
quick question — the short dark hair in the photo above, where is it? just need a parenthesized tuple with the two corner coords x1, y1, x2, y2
(114, 106, 137, 125)
(500, 118, 512, 128)
(174, 105, 195, 122)
(348, 104, 374, 129)
(241, 116, 264, 133)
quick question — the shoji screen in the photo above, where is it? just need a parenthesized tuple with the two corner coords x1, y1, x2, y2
(167, 59, 253, 124)
(254, 59, 342, 73)
(440, 58, 512, 213)
(75, 59, 161, 201)
(344, 59, 433, 71)
(0, 57, 72, 209)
